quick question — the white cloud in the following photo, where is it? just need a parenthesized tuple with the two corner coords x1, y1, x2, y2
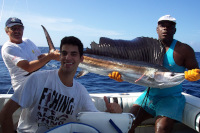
(25, 16, 73, 24)
(0, 10, 124, 48)
(7, 11, 122, 37)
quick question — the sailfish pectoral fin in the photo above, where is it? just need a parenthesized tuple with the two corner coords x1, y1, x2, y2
(76, 70, 89, 78)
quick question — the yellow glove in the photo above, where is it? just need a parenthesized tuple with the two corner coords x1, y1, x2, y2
(185, 69, 200, 81)
(108, 71, 123, 82)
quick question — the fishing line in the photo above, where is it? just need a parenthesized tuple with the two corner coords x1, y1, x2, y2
(0, 0, 5, 22)
(134, 87, 150, 125)
(9, 0, 18, 17)
(25, 0, 30, 16)
(0, 0, 5, 42)
(7, 86, 13, 94)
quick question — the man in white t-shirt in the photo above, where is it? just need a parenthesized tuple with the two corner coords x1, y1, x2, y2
(1, 17, 60, 91)
(0, 36, 122, 133)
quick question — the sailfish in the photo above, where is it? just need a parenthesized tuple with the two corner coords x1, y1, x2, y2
(41, 25, 185, 89)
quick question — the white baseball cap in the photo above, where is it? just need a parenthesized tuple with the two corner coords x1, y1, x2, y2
(158, 15, 176, 24)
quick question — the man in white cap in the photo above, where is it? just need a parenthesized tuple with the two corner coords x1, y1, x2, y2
(109, 15, 200, 133)
(1, 17, 60, 91)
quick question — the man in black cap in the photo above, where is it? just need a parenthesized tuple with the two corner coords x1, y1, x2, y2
(1, 17, 60, 91)
(109, 15, 199, 133)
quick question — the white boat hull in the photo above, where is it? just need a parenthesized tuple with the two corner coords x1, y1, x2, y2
(0, 92, 199, 133)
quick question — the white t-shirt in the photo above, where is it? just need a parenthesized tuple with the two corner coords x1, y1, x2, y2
(1, 38, 41, 91)
(11, 69, 98, 133)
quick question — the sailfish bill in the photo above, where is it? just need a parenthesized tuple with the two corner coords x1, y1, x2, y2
(41, 25, 185, 89)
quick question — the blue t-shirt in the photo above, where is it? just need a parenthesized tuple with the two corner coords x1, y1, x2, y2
(149, 39, 186, 96)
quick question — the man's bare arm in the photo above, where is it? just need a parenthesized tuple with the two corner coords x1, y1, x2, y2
(17, 50, 60, 72)
(183, 44, 199, 70)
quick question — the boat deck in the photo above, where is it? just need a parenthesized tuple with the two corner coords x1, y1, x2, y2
(0, 93, 199, 133)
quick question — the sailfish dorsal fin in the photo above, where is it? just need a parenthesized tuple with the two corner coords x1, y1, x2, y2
(85, 37, 165, 66)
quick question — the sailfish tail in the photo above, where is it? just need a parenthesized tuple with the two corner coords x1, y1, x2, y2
(41, 25, 56, 53)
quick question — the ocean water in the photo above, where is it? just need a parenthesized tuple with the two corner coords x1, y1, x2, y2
(0, 46, 200, 98)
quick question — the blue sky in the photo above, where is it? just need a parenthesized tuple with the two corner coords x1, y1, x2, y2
(0, 0, 200, 51)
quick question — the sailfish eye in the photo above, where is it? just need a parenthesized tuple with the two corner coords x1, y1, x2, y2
(171, 72, 175, 76)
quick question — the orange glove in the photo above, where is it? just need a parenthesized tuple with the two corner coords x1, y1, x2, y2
(108, 71, 123, 82)
(185, 69, 200, 81)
